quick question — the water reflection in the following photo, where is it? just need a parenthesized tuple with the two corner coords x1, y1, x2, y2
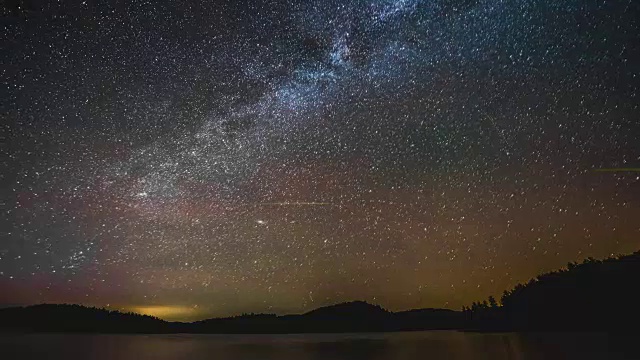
(1, 331, 636, 360)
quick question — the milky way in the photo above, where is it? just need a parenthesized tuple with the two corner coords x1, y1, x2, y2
(3, 0, 640, 320)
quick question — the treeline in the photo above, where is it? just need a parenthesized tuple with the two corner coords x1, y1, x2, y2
(0, 304, 169, 333)
(463, 251, 640, 331)
(0, 301, 462, 334)
(185, 301, 462, 333)
(1, 250, 638, 333)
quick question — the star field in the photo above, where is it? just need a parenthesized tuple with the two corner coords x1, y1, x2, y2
(2, 0, 640, 321)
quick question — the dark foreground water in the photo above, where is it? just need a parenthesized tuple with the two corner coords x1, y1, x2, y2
(1, 331, 637, 360)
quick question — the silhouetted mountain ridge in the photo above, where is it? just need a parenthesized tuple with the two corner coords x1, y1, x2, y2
(1, 250, 638, 333)
(304, 301, 388, 317)
(187, 300, 457, 333)
(0, 304, 168, 333)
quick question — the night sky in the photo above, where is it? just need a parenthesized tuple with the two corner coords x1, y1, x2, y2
(2, 0, 639, 321)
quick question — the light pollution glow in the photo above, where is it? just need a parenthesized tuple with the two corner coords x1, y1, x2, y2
(124, 306, 204, 322)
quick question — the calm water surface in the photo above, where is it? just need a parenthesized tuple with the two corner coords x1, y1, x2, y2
(1, 331, 636, 360)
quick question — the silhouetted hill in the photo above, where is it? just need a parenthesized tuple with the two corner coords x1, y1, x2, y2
(0, 304, 168, 333)
(464, 250, 640, 332)
(296, 301, 391, 333)
(303, 301, 387, 318)
(1, 251, 637, 333)
(190, 301, 461, 333)
(0, 301, 461, 334)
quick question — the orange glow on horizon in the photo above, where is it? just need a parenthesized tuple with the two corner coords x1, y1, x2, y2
(125, 305, 202, 321)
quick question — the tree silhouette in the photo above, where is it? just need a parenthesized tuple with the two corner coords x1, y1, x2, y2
(488, 296, 498, 308)
(1, 251, 637, 334)
(465, 250, 640, 332)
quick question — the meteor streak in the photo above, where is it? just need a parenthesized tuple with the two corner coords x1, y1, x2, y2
(259, 202, 332, 206)
(594, 168, 640, 173)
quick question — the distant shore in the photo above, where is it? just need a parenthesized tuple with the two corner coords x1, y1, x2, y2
(1, 251, 638, 334)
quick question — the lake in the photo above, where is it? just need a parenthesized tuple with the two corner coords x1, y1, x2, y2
(1, 331, 636, 359)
